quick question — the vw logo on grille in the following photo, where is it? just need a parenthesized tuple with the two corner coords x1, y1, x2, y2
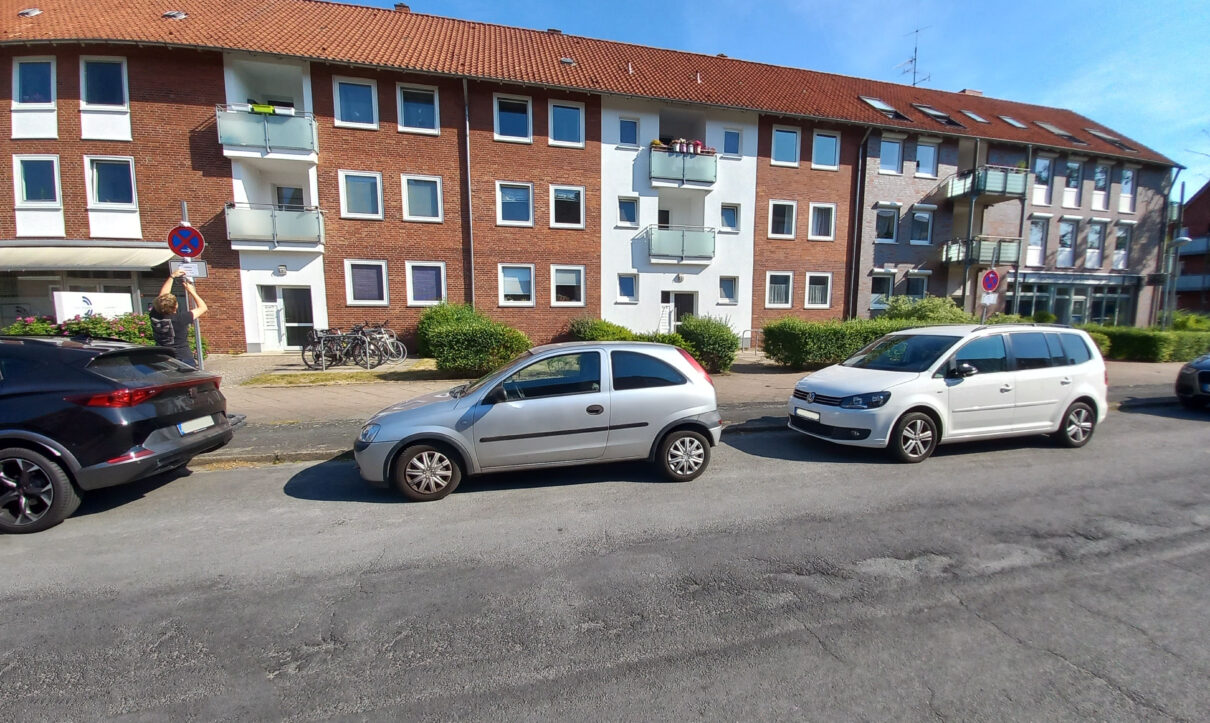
(806, 391, 816, 403)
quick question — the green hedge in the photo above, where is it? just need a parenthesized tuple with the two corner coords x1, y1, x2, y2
(762, 317, 928, 368)
(1, 313, 207, 354)
(428, 319, 531, 375)
(415, 303, 481, 357)
(1079, 325, 1210, 362)
(568, 317, 634, 342)
(675, 315, 740, 373)
(882, 295, 975, 323)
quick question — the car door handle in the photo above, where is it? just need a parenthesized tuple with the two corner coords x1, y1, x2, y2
(586, 405, 604, 415)
(1000, 384, 1013, 392)
(1060, 377, 1072, 385)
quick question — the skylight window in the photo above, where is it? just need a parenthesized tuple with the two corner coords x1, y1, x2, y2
(1085, 128, 1138, 152)
(999, 115, 1027, 129)
(912, 104, 963, 127)
(860, 96, 910, 121)
(162, 10, 188, 20)
(1036, 121, 1088, 145)
(17, 7, 42, 17)
(961, 110, 989, 123)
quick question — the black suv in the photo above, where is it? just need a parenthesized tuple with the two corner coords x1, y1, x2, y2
(0, 336, 233, 533)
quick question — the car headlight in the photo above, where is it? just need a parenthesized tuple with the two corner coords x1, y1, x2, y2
(840, 392, 891, 409)
(358, 423, 380, 443)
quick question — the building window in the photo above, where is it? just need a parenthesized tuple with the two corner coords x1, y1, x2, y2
(617, 197, 638, 227)
(550, 185, 585, 228)
(870, 274, 893, 309)
(81, 57, 127, 108)
(13, 156, 61, 207)
(494, 94, 532, 143)
(275, 185, 304, 209)
(496, 181, 534, 227)
(1092, 164, 1109, 210)
(771, 126, 800, 166)
(720, 203, 740, 232)
(338, 170, 383, 219)
(811, 130, 840, 170)
(906, 274, 928, 299)
(401, 174, 443, 222)
(498, 264, 535, 306)
(85, 156, 136, 208)
(805, 273, 831, 309)
(551, 265, 586, 306)
(723, 128, 741, 156)
(915, 142, 938, 177)
(1119, 168, 1135, 213)
(619, 117, 639, 146)
(332, 77, 378, 129)
(397, 84, 439, 134)
(14, 57, 54, 106)
(875, 209, 897, 243)
(1027, 218, 1048, 266)
(405, 261, 446, 306)
(719, 276, 738, 305)
(617, 274, 638, 303)
(1058, 220, 1077, 267)
(879, 137, 903, 174)
(1086, 222, 1106, 268)
(344, 259, 388, 306)
(808, 203, 836, 241)
(549, 100, 585, 148)
(766, 271, 792, 308)
(1063, 160, 1082, 208)
(768, 200, 796, 239)
(909, 210, 933, 245)
(1113, 225, 1131, 270)
(1035, 157, 1052, 186)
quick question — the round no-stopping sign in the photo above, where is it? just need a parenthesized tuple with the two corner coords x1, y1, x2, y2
(981, 269, 1000, 293)
(168, 225, 205, 258)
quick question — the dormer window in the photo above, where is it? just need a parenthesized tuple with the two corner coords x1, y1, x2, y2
(1036, 121, 1088, 145)
(912, 104, 963, 127)
(860, 96, 910, 121)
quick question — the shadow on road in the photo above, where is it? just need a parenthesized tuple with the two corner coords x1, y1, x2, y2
(1117, 404, 1210, 422)
(73, 467, 191, 518)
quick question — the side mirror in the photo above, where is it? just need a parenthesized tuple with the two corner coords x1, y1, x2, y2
(484, 386, 506, 405)
(957, 362, 978, 378)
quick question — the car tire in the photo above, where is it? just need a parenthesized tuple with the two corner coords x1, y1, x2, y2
(1054, 401, 1096, 448)
(392, 444, 462, 502)
(889, 412, 938, 463)
(0, 447, 82, 534)
(658, 430, 711, 482)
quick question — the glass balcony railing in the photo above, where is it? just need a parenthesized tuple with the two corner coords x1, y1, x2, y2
(934, 165, 1028, 201)
(649, 148, 717, 185)
(216, 105, 318, 154)
(225, 203, 324, 246)
(646, 225, 716, 261)
(941, 235, 1021, 265)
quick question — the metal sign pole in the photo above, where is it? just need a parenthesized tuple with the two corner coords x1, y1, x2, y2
(180, 201, 204, 370)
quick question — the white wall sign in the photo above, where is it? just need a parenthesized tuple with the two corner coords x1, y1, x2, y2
(52, 291, 134, 322)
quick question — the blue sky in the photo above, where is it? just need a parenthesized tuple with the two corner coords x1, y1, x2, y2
(366, 0, 1210, 197)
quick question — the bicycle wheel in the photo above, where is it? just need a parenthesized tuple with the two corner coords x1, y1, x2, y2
(301, 342, 319, 369)
(383, 339, 408, 363)
(350, 338, 383, 369)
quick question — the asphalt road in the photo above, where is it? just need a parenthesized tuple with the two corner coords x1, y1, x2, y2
(3, 405, 1210, 721)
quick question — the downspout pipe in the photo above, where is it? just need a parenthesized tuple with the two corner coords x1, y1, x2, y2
(1013, 144, 1033, 316)
(462, 78, 476, 307)
(848, 128, 873, 319)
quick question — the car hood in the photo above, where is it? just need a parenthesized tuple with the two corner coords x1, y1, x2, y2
(370, 388, 460, 420)
(796, 364, 922, 395)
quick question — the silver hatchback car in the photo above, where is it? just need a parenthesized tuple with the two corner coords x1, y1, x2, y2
(355, 341, 721, 501)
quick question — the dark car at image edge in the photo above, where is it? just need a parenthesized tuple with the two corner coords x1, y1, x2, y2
(1176, 353, 1210, 410)
(0, 336, 233, 533)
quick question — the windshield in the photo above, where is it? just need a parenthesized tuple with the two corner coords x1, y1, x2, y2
(455, 350, 534, 396)
(842, 334, 960, 373)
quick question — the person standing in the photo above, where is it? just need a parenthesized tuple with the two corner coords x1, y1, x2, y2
(150, 269, 207, 366)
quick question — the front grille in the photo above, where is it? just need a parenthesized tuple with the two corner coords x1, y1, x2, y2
(791, 388, 842, 406)
(788, 415, 871, 440)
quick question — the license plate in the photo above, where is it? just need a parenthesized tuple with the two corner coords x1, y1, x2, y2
(795, 407, 821, 422)
(178, 416, 215, 435)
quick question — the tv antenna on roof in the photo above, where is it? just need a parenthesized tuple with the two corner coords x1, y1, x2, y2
(897, 26, 931, 87)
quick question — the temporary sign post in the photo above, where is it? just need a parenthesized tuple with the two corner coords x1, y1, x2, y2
(167, 203, 205, 369)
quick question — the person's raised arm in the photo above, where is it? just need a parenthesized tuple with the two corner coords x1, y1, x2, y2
(184, 280, 208, 319)
(159, 269, 185, 297)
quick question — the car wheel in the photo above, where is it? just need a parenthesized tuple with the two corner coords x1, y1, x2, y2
(392, 444, 462, 502)
(658, 430, 710, 482)
(890, 412, 937, 463)
(1054, 401, 1096, 448)
(0, 447, 81, 534)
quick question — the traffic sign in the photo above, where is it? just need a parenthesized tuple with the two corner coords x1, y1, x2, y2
(170, 260, 209, 279)
(168, 225, 205, 258)
(981, 269, 1000, 293)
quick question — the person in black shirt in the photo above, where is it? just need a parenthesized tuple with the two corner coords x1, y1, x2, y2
(150, 269, 208, 366)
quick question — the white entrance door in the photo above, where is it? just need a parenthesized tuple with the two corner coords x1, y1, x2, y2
(258, 285, 284, 351)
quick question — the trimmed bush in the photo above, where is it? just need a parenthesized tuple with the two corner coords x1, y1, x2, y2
(568, 317, 634, 341)
(416, 303, 482, 357)
(1032, 310, 1058, 323)
(675, 315, 739, 373)
(633, 331, 692, 352)
(1085, 331, 1111, 358)
(1080, 324, 1210, 362)
(762, 317, 928, 368)
(986, 313, 1027, 325)
(1173, 310, 1210, 331)
(882, 295, 975, 323)
(428, 319, 531, 375)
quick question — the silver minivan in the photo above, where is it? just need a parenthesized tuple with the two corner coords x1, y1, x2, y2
(355, 342, 721, 500)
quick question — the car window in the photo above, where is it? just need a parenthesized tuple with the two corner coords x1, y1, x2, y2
(611, 350, 686, 391)
(87, 350, 194, 382)
(1060, 333, 1093, 365)
(1044, 333, 1068, 367)
(953, 335, 1007, 374)
(500, 351, 600, 401)
(1010, 332, 1052, 371)
(842, 334, 960, 372)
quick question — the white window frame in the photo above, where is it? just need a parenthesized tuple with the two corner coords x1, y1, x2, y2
(79, 56, 128, 110)
(332, 76, 379, 130)
(765, 271, 793, 309)
(617, 196, 639, 228)
(905, 272, 929, 300)
(770, 125, 800, 167)
(720, 203, 740, 233)
(404, 260, 447, 307)
(804, 272, 832, 309)
(719, 276, 739, 305)
(83, 155, 137, 210)
(498, 263, 536, 307)
(618, 117, 640, 148)
(13, 154, 62, 209)
(722, 128, 742, 158)
(870, 273, 894, 310)
(1113, 224, 1132, 270)
(12, 56, 56, 109)
(549, 184, 586, 229)
(550, 264, 587, 307)
(396, 82, 440, 135)
(807, 202, 837, 241)
(768, 199, 797, 239)
(400, 173, 444, 223)
(875, 207, 898, 244)
(493, 93, 533, 144)
(879, 137, 903, 175)
(495, 181, 534, 227)
(914, 141, 939, 178)
(1119, 167, 1136, 213)
(343, 259, 389, 307)
(616, 273, 638, 304)
(810, 130, 840, 170)
(548, 99, 585, 148)
(909, 209, 934, 245)
(338, 170, 384, 220)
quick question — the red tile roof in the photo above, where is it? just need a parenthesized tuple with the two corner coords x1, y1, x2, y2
(2, 0, 1174, 166)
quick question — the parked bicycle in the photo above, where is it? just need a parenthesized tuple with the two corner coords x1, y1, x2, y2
(361, 320, 408, 364)
(301, 327, 382, 370)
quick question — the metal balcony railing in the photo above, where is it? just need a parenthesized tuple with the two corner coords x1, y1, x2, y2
(649, 148, 717, 184)
(216, 104, 319, 154)
(941, 235, 1021, 265)
(932, 165, 1028, 201)
(646, 225, 716, 261)
(225, 202, 325, 246)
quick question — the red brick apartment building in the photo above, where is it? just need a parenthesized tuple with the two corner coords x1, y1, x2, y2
(1, 0, 1178, 352)
(1176, 180, 1210, 313)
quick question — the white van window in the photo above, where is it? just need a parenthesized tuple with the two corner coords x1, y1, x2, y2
(1060, 333, 1093, 365)
(954, 335, 1007, 374)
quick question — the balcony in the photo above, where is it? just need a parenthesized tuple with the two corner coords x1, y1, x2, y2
(932, 165, 1028, 203)
(216, 104, 318, 157)
(646, 225, 716, 264)
(941, 235, 1021, 265)
(225, 203, 325, 249)
(649, 148, 717, 187)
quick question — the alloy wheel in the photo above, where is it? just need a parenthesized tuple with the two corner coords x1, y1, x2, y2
(667, 436, 705, 476)
(0, 456, 54, 528)
(1066, 408, 1093, 443)
(900, 419, 934, 459)
(404, 451, 453, 494)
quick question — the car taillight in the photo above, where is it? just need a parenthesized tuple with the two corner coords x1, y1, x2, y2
(106, 447, 154, 464)
(677, 347, 713, 386)
(69, 387, 164, 407)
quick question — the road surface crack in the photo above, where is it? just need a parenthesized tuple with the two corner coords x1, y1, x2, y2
(1067, 597, 1190, 665)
